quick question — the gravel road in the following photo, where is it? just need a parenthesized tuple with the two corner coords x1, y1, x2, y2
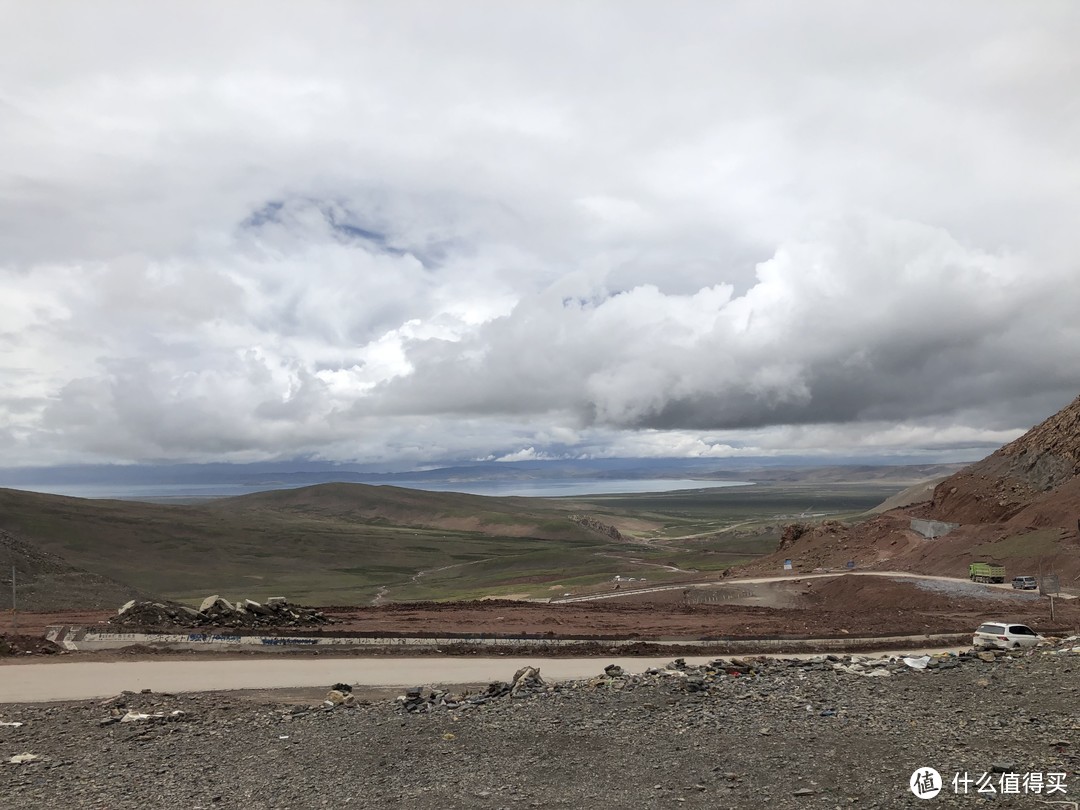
(1, 646, 1078, 809)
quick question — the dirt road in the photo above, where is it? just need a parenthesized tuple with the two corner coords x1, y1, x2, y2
(0, 647, 967, 703)
(0, 656, 719, 702)
(553, 569, 1051, 602)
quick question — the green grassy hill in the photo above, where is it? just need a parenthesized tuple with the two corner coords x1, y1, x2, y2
(0, 485, 609, 605)
(0, 480, 901, 607)
(215, 483, 591, 539)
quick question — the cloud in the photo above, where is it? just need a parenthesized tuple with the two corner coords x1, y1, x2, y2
(368, 215, 1077, 430)
(1, 2, 1078, 466)
(494, 447, 554, 463)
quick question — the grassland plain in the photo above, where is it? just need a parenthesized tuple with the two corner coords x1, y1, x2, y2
(0, 480, 904, 606)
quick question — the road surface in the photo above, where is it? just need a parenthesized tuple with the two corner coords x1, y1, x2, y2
(0, 647, 966, 703)
(553, 570, 1067, 602)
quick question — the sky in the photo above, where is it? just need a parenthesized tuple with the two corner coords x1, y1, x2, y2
(1, 1, 1079, 469)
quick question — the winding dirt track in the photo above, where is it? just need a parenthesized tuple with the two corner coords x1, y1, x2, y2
(553, 570, 1027, 602)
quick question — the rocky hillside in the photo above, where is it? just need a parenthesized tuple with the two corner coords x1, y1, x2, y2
(929, 394, 1080, 523)
(0, 528, 145, 612)
(736, 394, 1080, 584)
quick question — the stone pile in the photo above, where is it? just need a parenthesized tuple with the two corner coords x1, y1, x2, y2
(324, 683, 359, 709)
(386, 641, 1080, 716)
(395, 666, 549, 714)
(589, 641, 1080, 692)
(109, 595, 334, 629)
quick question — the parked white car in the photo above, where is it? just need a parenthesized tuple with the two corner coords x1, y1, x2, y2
(973, 621, 1044, 650)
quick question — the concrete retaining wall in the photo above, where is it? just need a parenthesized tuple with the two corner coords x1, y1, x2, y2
(45, 626, 968, 654)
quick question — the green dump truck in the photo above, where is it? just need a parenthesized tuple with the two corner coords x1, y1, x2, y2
(969, 562, 1006, 583)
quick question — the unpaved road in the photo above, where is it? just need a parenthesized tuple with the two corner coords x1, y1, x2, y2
(0, 656, 720, 702)
(554, 569, 1063, 602)
(0, 648, 966, 703)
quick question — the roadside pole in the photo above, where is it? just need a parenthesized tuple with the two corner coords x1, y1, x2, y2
(10, 566, 16, 634)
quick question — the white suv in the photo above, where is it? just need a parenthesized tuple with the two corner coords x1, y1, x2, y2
(973, 622, 1044, 650)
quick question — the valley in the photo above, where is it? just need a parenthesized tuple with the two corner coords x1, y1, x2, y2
(0, 477, 901, 608)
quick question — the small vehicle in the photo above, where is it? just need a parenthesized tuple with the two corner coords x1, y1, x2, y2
(1011, 576, 1038, 590)
(973, 621, 1044, 650)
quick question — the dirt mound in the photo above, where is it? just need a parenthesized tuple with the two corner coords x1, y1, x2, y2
(0, 633, 63, 656)
(0, 528, 146, 612)
(744, 515, 925, 575)
(804, 575, 1002, 612)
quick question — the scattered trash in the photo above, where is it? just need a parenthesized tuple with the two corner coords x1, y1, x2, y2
(833, 663, 892, 677)
(0, 722, 24, 728)
(903, 656, 931, 670)
(119, 710, 186, 723)
(8, 753, 42, 764)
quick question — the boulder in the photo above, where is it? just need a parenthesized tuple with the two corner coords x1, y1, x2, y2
(243, 599, 271, 616)
(510, 666, 545, 695)
(199, 595, 235, 614)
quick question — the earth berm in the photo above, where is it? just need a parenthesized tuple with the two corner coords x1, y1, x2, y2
(1, 642, 1078, 808)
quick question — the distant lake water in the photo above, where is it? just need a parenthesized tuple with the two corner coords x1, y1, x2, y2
(9, 478, 751, 501)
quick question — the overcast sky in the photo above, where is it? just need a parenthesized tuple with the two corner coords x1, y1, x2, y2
(1, 1, 1078, 468)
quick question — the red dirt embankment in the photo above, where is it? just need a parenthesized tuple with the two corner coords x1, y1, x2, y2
(289, 577, 1073, 638)
(17, 575, 1075, 653)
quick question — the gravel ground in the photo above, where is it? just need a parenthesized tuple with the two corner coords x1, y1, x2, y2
(1, 647, 1078, 809)
(907, 578, 1045, 603)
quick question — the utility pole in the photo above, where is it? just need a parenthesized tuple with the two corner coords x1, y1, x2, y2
(10, 566, 16, 634)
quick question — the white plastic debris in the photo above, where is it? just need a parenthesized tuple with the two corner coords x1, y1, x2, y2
(0, 722, 24, 728)
(903, 656, 931, 670)
(120, 710, 185, 723)
(8, 753, 42, 764)
(833, 664, 892, 677)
